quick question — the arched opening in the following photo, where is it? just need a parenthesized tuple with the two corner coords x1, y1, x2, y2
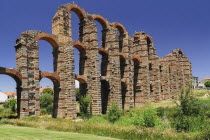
(114, 23, 126, 52)
(121, 81, 127, 110)
(146, 36, 152, 57)
(133, 59, 140, 107)
(93, 19, 108, 76)
(101, 80, 110, 114)
(40, 75, 60, 118)
(38, 40, 54, 72)
(99, 48, 108, 76)
(74, 48, 80, 75)
(92, 15, 108, 49)
(73, 42, 86, 75)
(75, 75, 88, 115)
(65, 4, 86, 42)
(70, 11, 81, 41)
(0, 72, 21, 118)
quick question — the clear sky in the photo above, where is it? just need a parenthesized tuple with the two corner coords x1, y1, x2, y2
(0, 0, 210, 91)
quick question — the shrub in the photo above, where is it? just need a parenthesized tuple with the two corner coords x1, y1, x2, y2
(40, 109, 47, 115)
(197, 125, 210, 140)
(107, 103, 122, 123)
(3, 102, 9, 109)
(172, 84, 208, 132)
(143, 106, 159, 127)
(79, 96, 92, 118)
(156, 107, 165, 118)
(8, 98, 16, 113)
(46, 104, 53, 115)
(40, 93, 53, 108)
(2, 99, 17, 113)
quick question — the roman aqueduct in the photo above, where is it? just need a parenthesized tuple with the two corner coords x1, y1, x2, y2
(0, 4, 192, 118)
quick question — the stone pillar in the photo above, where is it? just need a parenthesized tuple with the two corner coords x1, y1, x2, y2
(132, 32, 150, 105)
(159, 58, 171, 100)
(52, 7, 77, 118)
(15, 38, 30, 117)
(120, 33, 130, 109)
(105, 24, 122, 108)
(122, 37, 135, 109)
(80, 17, 102, 114)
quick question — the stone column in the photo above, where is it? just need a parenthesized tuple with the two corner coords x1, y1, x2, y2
(105, 24, 122, 108)
(80, 17, 102, 114)
(15, 38, 30, 117)
(52, 7, 77, 118)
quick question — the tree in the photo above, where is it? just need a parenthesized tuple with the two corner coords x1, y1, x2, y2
(204, 81, 210, 88)
(42, 88, 53, 95)
(40, 93, 53, 108)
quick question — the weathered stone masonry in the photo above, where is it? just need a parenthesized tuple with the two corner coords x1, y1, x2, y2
(0, 4, 192, 118)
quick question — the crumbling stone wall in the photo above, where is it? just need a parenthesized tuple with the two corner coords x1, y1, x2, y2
(0, 4, 192, 118)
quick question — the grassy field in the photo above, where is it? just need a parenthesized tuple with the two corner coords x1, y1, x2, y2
(0, 124, 117, 140)
(0, 89, 209, 140)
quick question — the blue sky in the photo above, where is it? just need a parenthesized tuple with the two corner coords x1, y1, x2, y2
(0, 0, 210, 91)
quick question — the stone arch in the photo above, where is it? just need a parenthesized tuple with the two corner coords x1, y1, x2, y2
(98, 48, 108, 56)
(40, 72, 60, 83)
(132, 56, 141, 63)
(0, 67, 22, 85)
(66, 4, 86, 20)
(113, 23, 127, 52)
(73, 41, 86, 53)
(34, 32, 59, 48)
(91, 14, 109, 49)
(40, 71, 60, 118)
(0, 67, 22, 117)
(75, 75, 88, 100)
(91, 15, 109, 29)
(146, 34, 153, 44)
(75, 75, 87, 84)
(21, 31, 60, 72)
(113, 23, 127, 35)
(73, 41, 86, 75)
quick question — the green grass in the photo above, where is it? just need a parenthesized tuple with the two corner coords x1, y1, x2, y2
(0, 124, 117, 140)
(0, 90, 209, 140)
(0, 104, 3, 109)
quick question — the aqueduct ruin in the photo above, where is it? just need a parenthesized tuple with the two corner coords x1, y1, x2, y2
(0, 4, 192, 118)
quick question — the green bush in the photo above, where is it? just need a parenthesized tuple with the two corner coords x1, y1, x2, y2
(79, 96, 92, 118)
(156, 107, 165, 118)
(143, 106, 159, 127)
(40, 93, 53, 108)
(40, 109, 48, 115)
(197, 125, 210, 140)
(3, 102, 9, 109)
(8, 99, 16, 113)
(46, 104, 53, 115)
(107, 103, 122, 123)
(2, 99, 16, 114)
(172, 84, 209, 132)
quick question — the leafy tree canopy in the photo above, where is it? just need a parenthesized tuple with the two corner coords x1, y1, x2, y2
(43, 88, 53, 95)
(204, 81, 210, 87)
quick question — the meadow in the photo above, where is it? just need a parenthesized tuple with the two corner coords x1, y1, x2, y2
(0, 89, 210, 140)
